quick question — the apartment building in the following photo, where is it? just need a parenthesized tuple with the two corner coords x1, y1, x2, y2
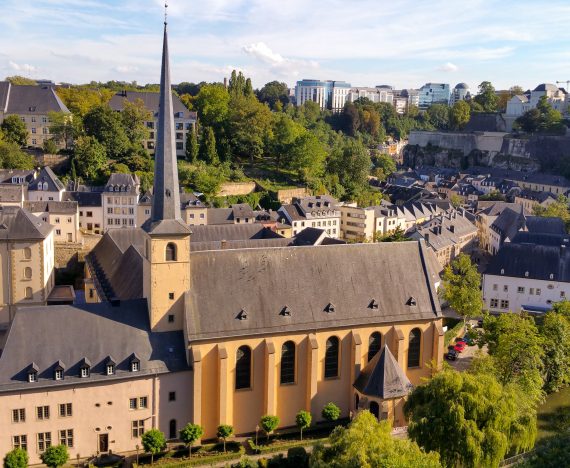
(24, 201, 80, 243)
(0, 82, 70, 149)
(63, 192, 104, 235)
(514, 189, 557, 213)
(294, 80, 351, 111)
(278, 195, 341, 238)
(102, 174, 140, 231)
(418, 83, 451, 109)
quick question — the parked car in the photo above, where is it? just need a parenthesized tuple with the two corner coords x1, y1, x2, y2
(453, 341, 467, 353)
(446, 349, 458, 361)
(455, 337, 466, 344)
(462, 335, 475, 346)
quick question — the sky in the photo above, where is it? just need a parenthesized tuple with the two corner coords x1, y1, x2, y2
(1, 0, 570, 91)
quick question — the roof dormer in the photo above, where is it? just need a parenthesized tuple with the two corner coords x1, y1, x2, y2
(27, 363, 39, 383)
(130, 353, 141, 372)
(79, 357, 91, 378)
(105, 356, 116, 375)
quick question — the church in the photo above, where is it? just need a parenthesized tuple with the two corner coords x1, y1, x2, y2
(0, 20, 444, 464)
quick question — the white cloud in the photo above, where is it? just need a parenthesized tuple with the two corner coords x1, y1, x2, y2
(243, 42, 284, 65)
(8, 61, 37, 73)
(114, 65, 139, 73)
(242, 42, 318, 79)
(438, 62, 458, 72)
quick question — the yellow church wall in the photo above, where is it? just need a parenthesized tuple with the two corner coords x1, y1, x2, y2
(189, 318, 443, 439)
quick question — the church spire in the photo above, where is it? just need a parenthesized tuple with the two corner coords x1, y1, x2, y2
(144, 10, 189, 234)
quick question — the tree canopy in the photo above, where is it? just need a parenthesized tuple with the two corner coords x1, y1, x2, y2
(441, 254, 483, 319)
(1, 115, 28, 146)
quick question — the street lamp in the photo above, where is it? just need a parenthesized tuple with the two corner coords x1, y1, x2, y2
(136, 445, 140, 465)
(255, 425, 259, 446)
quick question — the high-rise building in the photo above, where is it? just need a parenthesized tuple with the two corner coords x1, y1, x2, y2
(450, 83, 471, 105)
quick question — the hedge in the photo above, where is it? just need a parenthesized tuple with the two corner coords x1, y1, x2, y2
(133, 443, 245, 467)
(247, 437, 326, 455)
(444, 320, 465, 347)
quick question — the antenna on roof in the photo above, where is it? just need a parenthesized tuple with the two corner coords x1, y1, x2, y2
(164, 1, 168, 25)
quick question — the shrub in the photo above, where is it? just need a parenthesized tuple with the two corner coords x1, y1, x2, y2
(260, 415, 280, 441)
(217, 424, 234, 452)
(179, 423, 203, 456)
(295, 410, 312, 440)
(321, 402, 341, 422)
(3, 447, 28, 468)
(141, 429, 166, 464)
(40, 445, 69, 468)
(287, 447, 308, 467)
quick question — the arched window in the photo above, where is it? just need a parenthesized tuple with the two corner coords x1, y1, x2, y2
(169, 419, 177, 439)
(324, 336, 340, 379)
(23, 247, 32, 260)
(368, 332, 382, 362)
(24, 267, 32, 279)
(280, 341, 295, 384)
(407, 328, 422, 368)
(370, 401, 380, 420)
(235, 345, 252, 390)
(165, 243, 177, 262)
(25, 287, 33, 299)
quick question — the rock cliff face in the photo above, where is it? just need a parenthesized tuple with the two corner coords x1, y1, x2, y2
(404, 131, 570, 173)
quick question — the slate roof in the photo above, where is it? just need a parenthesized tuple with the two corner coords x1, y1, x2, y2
(511, 232, 570, 247)
(0, 206, 53, 240)
(191, 238, 292, 252)
(516, 189, 556, 203)
(189, 224, 283, 243)
(485, 242, 570, 283)
(63, 191, 102, 207)
(28, 167, 64, 192)
(0, 83, 70, 114)
(0, 184, 26, 203)
(108, 90, 197, 120)
(104, 173, 140, 194)
(0, 169, 35, 184)
(463, 167, 570, 189)
(533, 83, 559, 92)
(296, 195, 340, 216)
(185, 241, 441, 341)
(408, 211, 477, 251)
(24, 201, 78, 215)
(353, 345, 413, 399)
(525, 216, 566, 235)
(490, 207, 525, 240)
(0, 299, 189, 393)
(86, 229, 146, 300)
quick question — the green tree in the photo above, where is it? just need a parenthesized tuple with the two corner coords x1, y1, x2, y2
(1, 115, 28, 146)
(552, 299, 570, 320)
(426, 104, 450, 130)
(227, 95, 272, 164)
(256, 81, 290, 109)
(260, 415, 280, 442)
(48, 111, 82, 150)
(199, 127, 219, 165)
(449, 193, 463, 208)
(42, 138, 59, 154)
(3, 447, 28, 468)
(120, 98, 152, 146)
(326, 138, 371, 200)
(5, 75, 37, 85)
(185, 125, 199, 163)
(374, 226, 411, 243)
(0, 141, 34, 169)
(40, 445, 69, 468)
(288, 132, 326, 182)
(179, 423, 203, 456)
(73, 136, 107, 181)
(193, 84, 230, 129)
(269, 113, 304, 168)
(311, 411, 441, 468)
(541, 311, 570, 393)
(404, 368, 535, 468)
(83, 105, 130, 160)
(141, 429, 166, 465)
(216, 424, 234, 452)
(449, 100, 471, 130)
(321, 402, 341, 422)
(441, 254, 483, 320)
(479, 190, 506, 201)
(295, 410, 312, 440)
(56, 87, 114, 117)
(474, 81, 499, 112)
(371, 152, 396, 181)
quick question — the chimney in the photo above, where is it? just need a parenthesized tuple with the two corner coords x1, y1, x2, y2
(450, 225, 455, 233)
(424, 233, 430, 244)
(221, 239, 227, 250)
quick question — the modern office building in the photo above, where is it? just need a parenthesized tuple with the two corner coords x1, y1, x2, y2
(418, 83, 451, 109)
(294, 79, 352, 111)
(450, 83, 471, 105)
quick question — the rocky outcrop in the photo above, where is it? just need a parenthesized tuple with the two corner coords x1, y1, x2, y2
(404, 131, 570, 173)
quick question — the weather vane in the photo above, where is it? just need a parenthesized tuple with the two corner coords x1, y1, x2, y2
(164, 1, 168, 25)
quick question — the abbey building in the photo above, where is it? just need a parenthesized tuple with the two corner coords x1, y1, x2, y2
(0, 21, 444, 464)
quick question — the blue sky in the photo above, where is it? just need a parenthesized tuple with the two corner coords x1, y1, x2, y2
(1, 0, 569, 91)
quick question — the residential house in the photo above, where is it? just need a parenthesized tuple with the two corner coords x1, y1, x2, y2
(407, 210, 478, 266)
(27, 167, 65, 202)
(279, 195, 341, 238)
(102, 174, 140, 231)
(0, 82, 70, 148)
(63, 192, 104, 235)
(24, 201, 80, 243)
(514, 189, 557, 213)
(0, 184, 27, 207)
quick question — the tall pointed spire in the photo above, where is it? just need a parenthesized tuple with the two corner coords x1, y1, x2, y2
(144, 11, 189, 234)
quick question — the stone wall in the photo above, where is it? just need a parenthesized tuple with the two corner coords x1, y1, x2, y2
(404, 131, 570, 172)
(217, 181, 257, 197)
(276, 187, 310, 204)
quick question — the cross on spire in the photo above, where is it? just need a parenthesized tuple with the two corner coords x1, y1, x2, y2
(164, 1, 168, 25)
